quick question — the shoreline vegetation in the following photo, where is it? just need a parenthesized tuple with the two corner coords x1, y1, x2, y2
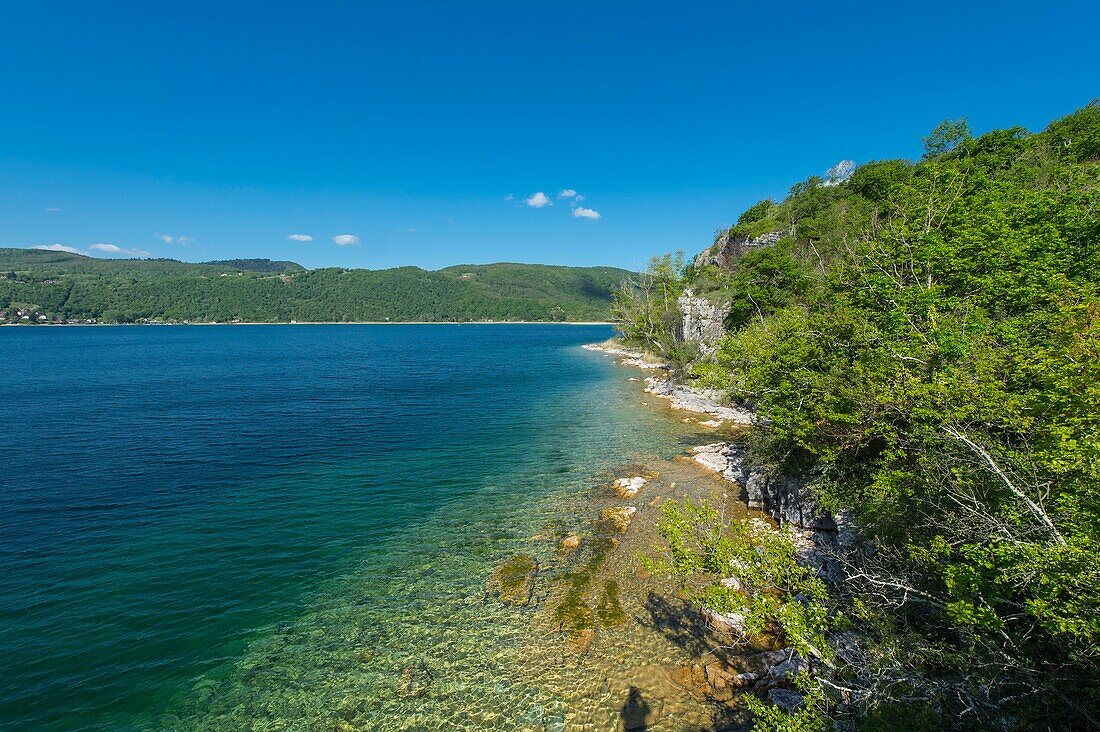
(595, 103, 1100, 730)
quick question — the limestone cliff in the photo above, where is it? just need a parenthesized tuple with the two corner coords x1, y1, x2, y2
(676, 289, 727, 356)
(693, 229, 785, 270)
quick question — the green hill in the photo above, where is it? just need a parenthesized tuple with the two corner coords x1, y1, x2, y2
(616, 102, 1100, 729)
(0, 250, 631, 323)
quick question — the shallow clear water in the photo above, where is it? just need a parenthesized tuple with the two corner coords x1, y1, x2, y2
(1, 324, 733, 731)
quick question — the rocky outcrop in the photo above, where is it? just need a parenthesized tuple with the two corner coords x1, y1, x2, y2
(644, 377, 754, 425)
(677, 289, 727, 355)
(694, 229, 786, 270)
(690, 442, 865, 587)
(690, 442, 827, 530)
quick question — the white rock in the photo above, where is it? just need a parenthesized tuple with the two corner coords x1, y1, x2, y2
(691, 443, 731, 474)
(719, 576, 744, 592)
(703, 607, 748, 636)
(613, 476, 647, 498)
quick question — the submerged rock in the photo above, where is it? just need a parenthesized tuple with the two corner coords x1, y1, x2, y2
(613, 476, 647, 498)
(396, 662, 434, 699)
(487, 554, 538, 606)
(558, 534, 582, 553)
(566, 627, 596, 655)
(600, 506, 637, 533)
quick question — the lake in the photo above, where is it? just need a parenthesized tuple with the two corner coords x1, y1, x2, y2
(1, 324, 734, 730)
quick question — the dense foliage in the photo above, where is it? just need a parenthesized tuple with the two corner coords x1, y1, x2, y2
(628, 102, 1100, 729)
(0, 250, 630, 323)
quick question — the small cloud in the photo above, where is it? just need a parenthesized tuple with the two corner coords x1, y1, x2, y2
(572, 207, 601, 220)
(158, 234, 194, 244)
(558, 189, 584, 202)
(407, 227, 418, 233)
(34, 243, 83, 254)
(89, 243, 151, 257)
(504, 194, 514, 201)
(45, 207, 61, 212)
(333, 234, 360, 246)
(525, 191, 552, 208)
(288, 233, 313, 242)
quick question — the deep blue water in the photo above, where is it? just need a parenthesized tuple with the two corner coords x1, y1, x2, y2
(0, 324, 699, 730)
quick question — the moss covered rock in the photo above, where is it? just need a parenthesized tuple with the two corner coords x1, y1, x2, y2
(487, 554, 538, 606)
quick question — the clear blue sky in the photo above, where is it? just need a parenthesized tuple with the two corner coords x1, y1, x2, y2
(1, 1, 1096, 270)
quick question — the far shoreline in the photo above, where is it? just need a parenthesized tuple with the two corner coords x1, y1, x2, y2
(2, 320, 616, 327)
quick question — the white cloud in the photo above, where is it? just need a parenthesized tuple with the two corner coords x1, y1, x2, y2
(45, 207, 61, 212)
(572, 207, 601, 220)
(34, 243, 83, 254)
(89, 243, 151, 257)
(158, 234, 174, 243)
(558, 189, 584, 202)
(525, 191, 552, 208)
(407, 227, 418, 233)
(333, 234, 360, 246)
(288, 233, 313, 242)
(177, 236, 195, 244)
(504, 194, 514, 201)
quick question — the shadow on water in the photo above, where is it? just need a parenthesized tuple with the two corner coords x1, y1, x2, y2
(620, 686, 652, 731)
(640, 591, 732, 661)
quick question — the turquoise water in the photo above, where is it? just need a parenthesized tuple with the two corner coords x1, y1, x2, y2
(1, 325, 711, 730)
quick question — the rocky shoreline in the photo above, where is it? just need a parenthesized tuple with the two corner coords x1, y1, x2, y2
(581, 342, 753, 427)
(478, 339, 859, 726)
(579, 339, 862, 718)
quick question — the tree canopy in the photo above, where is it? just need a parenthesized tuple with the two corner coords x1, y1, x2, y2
(625, 101, 1100, 730)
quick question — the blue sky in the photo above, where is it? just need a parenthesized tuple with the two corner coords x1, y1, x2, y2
(1, 1, 1096, 270)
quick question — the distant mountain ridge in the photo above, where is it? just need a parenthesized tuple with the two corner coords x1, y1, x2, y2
(0, 248, 631, 323)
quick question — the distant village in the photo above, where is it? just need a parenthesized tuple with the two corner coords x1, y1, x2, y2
(0, 307, 97, 324)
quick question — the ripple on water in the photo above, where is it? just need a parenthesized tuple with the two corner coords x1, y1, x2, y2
(161, 455, 753, 731)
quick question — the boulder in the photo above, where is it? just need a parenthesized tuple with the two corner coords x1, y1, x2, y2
(767, 652, 809, 680)
(600, 506, 637, 533)
(702, 607, 748, 636)
(691, 442, 731, 474)
(613, 476, 647, 498)
(767, 687, 806, 713)
(487, 555, 538, 606)
(558, 534, 582, 553)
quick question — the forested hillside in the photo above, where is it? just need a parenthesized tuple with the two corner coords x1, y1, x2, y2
(618, 102, 1100, 729)
(0, 250, 629, 323)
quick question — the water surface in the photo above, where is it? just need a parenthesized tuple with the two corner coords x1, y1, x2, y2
(2, 324, 724, 730)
